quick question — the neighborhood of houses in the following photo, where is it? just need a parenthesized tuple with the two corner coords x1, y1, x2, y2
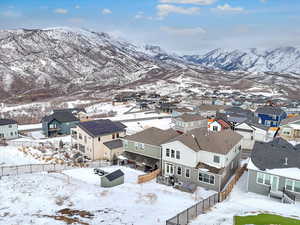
(1, 90, 300, 225)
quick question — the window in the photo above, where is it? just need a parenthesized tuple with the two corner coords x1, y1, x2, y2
(166, 148, 170, 157)
(135, 143, 139, 150)
(213, 155, 220, 163)
(213, 126, 218, 131)
(257, 172, 273, 186)
(251, 136, 254, 140)
(231, 161, 234, 169)
(171, 150, 175, 158)
(98, 137, 101, 142)
(185, 168, 190, 178)
(285, 179, 300, 193)
(138, 143, 144, 149)
(123, 140, 128, 148)
(176, 151, 180, 159)
(177, 166, 182, 175)
(199, 172, 215, 185)
(79, 134, 82, 140)
(8, 125, 12, 128)
(116, 133, 120, 138)
(84, 136, 87, 143)
(112, 133, 115, 139)
(10, 132, 13, 136)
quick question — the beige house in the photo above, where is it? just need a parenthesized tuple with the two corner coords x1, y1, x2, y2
(71, 119, 126, 161)
(279, 116, 300, 141)
(173, 113, 207, 133)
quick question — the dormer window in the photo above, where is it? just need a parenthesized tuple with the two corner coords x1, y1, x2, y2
(213, 155, 220, 163)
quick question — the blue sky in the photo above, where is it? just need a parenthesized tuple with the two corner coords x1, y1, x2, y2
(0, 0, 299, 53)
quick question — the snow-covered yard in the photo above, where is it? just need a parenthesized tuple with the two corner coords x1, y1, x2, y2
(0, 146, 40, 166)
(190, 172, 300, 225)
(0, 166, 215, 225)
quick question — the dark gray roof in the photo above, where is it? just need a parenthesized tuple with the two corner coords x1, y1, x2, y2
(103, 139, 123, 150)
(105, 169, 124, 181)
(0, 119, 17, 126)
(42, 111, 79, 123)
(53, 108, 87, 114)
(78, 119, 126, 137)
(251, 138, 300, 170)
(255, 105, 285, 116)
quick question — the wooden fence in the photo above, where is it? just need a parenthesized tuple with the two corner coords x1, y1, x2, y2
(137, 169, 161, 184)
(0, 160, 111, 177)
(219, 164, 248, 202)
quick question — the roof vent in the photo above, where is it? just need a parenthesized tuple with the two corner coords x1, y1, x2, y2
(284, 157, 288, 166)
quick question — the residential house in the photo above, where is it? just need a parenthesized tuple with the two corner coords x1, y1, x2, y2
(41, 111, 79, 137)
(207, 119, 231, 132)
(219, 107, 257, 128)
(173, 113, 207, 134)
(247, 138, 300, 203)
(197, 104, 229, 118)
(71, 119, 126, 161)
(172, 107, 194, 118)
(279, 116, 300, 141)
(161, 129, 243, 192)
(122, 127, 180, 171)
(234, 122, 273, 150)
(0, 119, 18, 140)
(255, 105, 287, 127)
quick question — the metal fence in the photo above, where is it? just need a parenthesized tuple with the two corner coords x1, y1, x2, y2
(166, 193, 219, 225)
(0, 160, 111, 177)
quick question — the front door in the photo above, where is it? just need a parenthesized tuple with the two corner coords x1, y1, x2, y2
(271, 176, 279, 192)
(165, 163, 174, 176)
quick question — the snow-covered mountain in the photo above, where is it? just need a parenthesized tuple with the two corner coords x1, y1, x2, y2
(183, 47, 300, 73)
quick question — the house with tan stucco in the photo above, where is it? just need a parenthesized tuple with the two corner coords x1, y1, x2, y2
(71, 119, 126, 161)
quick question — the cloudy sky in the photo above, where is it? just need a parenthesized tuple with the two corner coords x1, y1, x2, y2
(0, 0, 299, 54)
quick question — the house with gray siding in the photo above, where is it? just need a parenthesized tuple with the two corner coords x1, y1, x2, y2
(122, 127, 181, 171)
(173, 113, 207, 134)
(0, 119, 18, 140)
(161, 129, 243, 192)
(247, 138, 300, 203)
(41, 111, 79, 137)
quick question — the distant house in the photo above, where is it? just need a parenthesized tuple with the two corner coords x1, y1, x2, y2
(122, 127, 180, 171)
(219, 107, 257, 128)
(161, 129, 243, 192)
(172, 107, 194, 118)
(234, 122, 273, 150)
(53, 108, 88, 120)
(197, 104, 228, 118)
(279, 116, 300, 141)
(207, 119, 231, 132)
(156, 102, 177, 114)
(247, 138, 300, 203)
(255, 105, 287, 127)
(173, 113, 207, 133)
(41, 111, 79, 137)
(71, 119, 126, 161)
(0, 119, 18, 140)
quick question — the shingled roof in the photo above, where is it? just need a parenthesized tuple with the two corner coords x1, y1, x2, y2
(165, 128, 243, 155)
(42, 111, 79, 123)
(177, 113, 206, 122)
(124, 127, 181, 146)
(103, 139, 123, 150)
(78, 119, 126, 137)
(251, 138, 300, 170)
(0, 119, 17, 126)
(255, 105, 285, 116)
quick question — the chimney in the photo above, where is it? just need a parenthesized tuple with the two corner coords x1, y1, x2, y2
(284, 157, 288, 166)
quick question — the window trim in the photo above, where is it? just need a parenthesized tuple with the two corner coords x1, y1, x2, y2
(177, 166, 182, 176)
(198, 171, 215, 185)
(166, 148, 170, 157)
(285, 179, 300, 193)
(256, 172, 273, 187)
(185, 168, 190, 178)
(213, 155, 220, 164)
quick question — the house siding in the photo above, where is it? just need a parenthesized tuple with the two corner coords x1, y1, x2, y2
(247, 169, 300, 202)
(0, 124, 18, 140)
(123, 140, 161, 160)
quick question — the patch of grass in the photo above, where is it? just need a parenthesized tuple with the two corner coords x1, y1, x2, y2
(235, 214, 300, 225)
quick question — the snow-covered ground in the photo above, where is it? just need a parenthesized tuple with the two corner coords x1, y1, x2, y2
(0, 166, 215, 225)
(0, 146, 40, 166)
(190, 172, 300, 225)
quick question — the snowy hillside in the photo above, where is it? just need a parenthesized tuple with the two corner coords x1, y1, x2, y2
(183, 47, 300, 73)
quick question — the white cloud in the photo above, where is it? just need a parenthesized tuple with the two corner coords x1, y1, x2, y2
(101, 8, 112, 15)
(212, 4, 244, 13)
(159, 0, 216, 5)
(161, 26, 206, 35)
(75, 5, 80, 9)
(54, 8, 68, 14)
(134, 11, 154, 20)
(157, 4, 200, 18)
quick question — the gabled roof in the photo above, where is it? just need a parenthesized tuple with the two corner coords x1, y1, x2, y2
(280, 115, 300, 126)
(53, 108, 87, 114)
(42, 111, 79, 123)
(176, 113, 206, 122)
(124, 127, 181, 146)
(198, 104, 229, 111)
(78, 119, 126, 137)
(105, 169, 124, 181)
(164, 128, 243, 155)
(174, 107, 193, 113)
(255, 105, 285, 116)
(251, 138, 300, 170)
(216, 119, 231, 129)
(103, 139, 123, 150)
(0, 119, 17, 126)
